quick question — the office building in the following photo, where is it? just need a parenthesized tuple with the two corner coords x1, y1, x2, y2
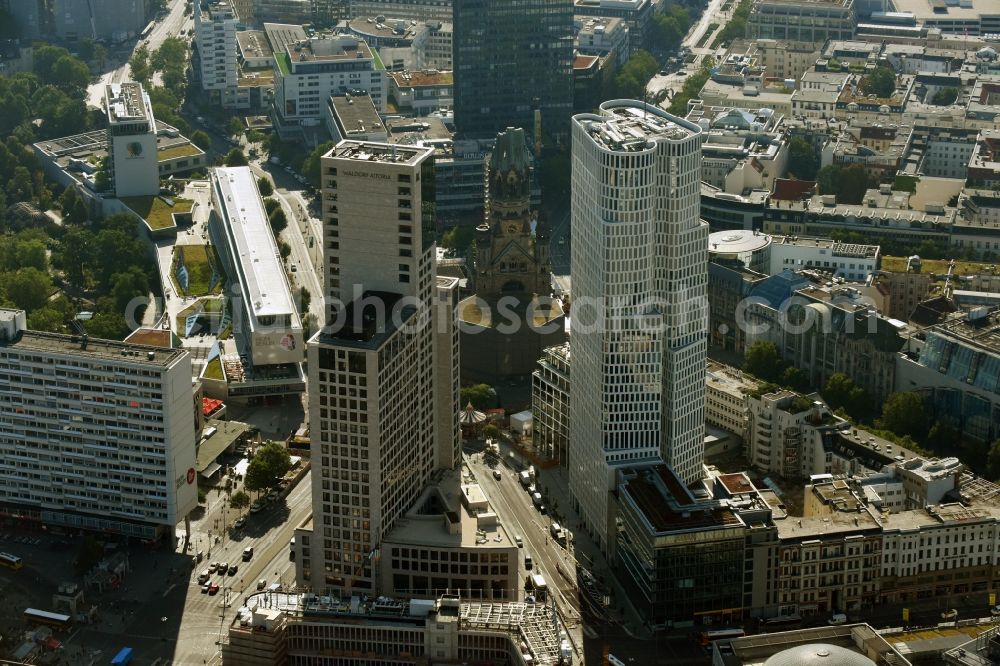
(532, 342, 571, 467)
(302, 141, 458, 596)
(568, 101, 708, 553)
(3, 0, 151, 43)
(746, 0, 857, 42)
(255, 0, 312, 22)
(223, 594, 572, 666)
(207, 167, 306, 400)
(195, 1, 240, 105)
(896, 307, 1000, 446)
(614, 465, 778, 628)
(268, 24, 385, 139)
(0, 309, 198, 541)
(453, 0, 573, 142)
(573, 0, 653, 50)
(105, 82, 159, 198)
(348, 0, 452, 22)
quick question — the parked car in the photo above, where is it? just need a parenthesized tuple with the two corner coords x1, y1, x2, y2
(198, 569, 212, 584)
(208, 583, 220, 595)
(201, 583, 210, 594)
(228, 564, 238, 576)
(210, 561, 222, 573)
(250, 501, 264, 513)
(515, 535, 523, 548)
(492, 470, 502, 480)
(828, 613, 847, 625)
(942, 608, 958, 620)
(233, 517, 246, 529)
(267, 491, 280, 503)
(258, 579, 267, 590)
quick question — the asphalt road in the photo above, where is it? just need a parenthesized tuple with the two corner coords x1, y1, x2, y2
(86, 0, 192, 109)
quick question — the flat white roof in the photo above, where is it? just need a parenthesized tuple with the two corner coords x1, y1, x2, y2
(212, 167, 295, 318)
(709, 229, 772, 254)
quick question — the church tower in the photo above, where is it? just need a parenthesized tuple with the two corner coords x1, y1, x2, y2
(474, 127, 550, 300)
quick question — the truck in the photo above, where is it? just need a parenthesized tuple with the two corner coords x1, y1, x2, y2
(519, 470, 531, 488)
(532, 492, 543, 508)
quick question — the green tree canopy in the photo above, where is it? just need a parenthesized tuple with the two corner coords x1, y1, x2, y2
(861, 67, 896, 98)
(788, 137, 819, 180)
(268, 207, 288, 234)
(191, 130, 211, 150)
(257, 176, 274, 197)
(931, 87, 959, 106)
(877, 392, 930, 441)
(301, 141, 334, 188)
(244, 441, 292, 493)
(128, 45, 153, 85)
(229, 489, 251, 512)
(227, 116, 245, 138)
(743, 340, 781, 382)
(461, 384, 496, 410)
(3, 267, 53, 312)
(224, 148, 248, 167)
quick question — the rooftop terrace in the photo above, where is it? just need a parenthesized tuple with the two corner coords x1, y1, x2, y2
(576, 101, 699, 152)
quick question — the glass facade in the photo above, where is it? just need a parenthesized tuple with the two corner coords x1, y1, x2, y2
(453, 0, 574, 142)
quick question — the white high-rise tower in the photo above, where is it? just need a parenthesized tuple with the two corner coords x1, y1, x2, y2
(194, 1, 239, 105)
(568, 101, 708, 553)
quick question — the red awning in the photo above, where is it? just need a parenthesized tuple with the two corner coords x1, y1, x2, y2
(202, 398, 224, 416)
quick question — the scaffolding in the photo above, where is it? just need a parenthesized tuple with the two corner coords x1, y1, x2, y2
(460, 602, 564, 665)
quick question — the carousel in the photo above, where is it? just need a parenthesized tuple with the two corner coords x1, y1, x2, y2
(459, 402, 487, 439)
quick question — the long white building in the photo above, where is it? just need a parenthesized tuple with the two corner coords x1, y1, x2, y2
(568, 100, 708, 553)
(0, 309, 198, 540)
(209, 166, 305, 370)
(299, 141, 459, 596)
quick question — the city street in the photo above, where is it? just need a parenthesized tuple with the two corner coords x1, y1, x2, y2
(85, 0, 192, 109)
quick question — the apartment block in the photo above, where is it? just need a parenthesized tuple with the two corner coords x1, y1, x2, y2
(195, 1, 240, 104)
(0, 309, 197, 541)
(268, 24, 385, 137)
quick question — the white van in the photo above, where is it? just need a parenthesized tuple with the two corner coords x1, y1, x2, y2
(828, 613, 847, 625)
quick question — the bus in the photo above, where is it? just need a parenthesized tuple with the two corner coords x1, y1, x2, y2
(763, 614, 802, 631)
(139, 21, 155, 40)
(0, 552, 23, 570)
(23, 608, 72, 630)
(699, 628, 745, 647)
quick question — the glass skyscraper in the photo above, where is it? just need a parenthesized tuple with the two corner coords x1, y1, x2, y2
(453, 0, 574, 143)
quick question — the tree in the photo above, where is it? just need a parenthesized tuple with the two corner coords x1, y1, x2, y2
(4, 267, 52, 312)
(8, 165, 34, 202)
(299, 286, 311, 314)
(227, 116, 245, 139)
(441, 224, 475, 252)
(224, 148, 248, 167)
(110, 267, 150, 312)
(861, 67, 896, 98)
(128, 45, 153, 86)
(787, 137, 819, 180)
(816, 165, 841, 197)
(931, 87, 959, 106)
(74, 534, 105, 575)
(229, 490, 251, 513)
(838, 164, 870, 205)
(877, 392, 930, 441)
(191, 130, 211, 150)
(780, 365, 809, 392)
(257, 176, 274, 197)
(483, 424, 500, 440)
(743, 340, 781, 382)
(461, 384, 495, 410)
(50, 55, 91, 96)
(85, 311, 129, 339)
(268, 207, 288, 234)
(301, 141, 334, 188)
(988, 439, 1000, 481)
(244, 441, 291, 494)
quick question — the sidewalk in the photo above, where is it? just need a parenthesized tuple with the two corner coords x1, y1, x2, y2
(534, 464, 654, 640)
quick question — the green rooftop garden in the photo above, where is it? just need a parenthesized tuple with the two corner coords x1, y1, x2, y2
(371, 48, 384, 71)
(171, 244, 225, 297)
(203, 357, 225, 381)
(157, 143, 203, 160)
(275, 52, 291, 75)
(121, 195, 194, 231)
